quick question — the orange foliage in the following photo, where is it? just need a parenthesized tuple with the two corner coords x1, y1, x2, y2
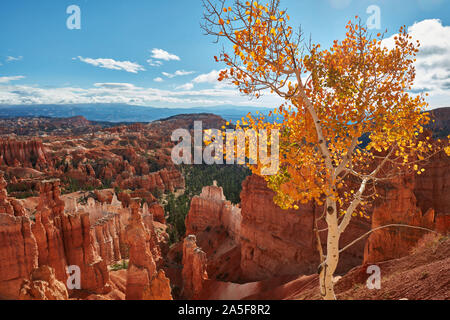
(203, 0, 433, 216)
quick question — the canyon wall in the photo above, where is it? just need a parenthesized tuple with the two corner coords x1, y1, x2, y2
(184, 183, 242, 284)
(364, 152, 450, 263)
(0, 210, 38, 299)
(125, 202, 172, 300)
(240, 175, 370, 282)
(182, 235, 208, 299)
(186, 183, 241, 245)
(114, 168, 184, 194)
(184, 179, 370, 284)
(0, 139, 50, 170)
(414, 151, 450, 232)
(239, 151, 450, 281)
(180, 151, 450, 295)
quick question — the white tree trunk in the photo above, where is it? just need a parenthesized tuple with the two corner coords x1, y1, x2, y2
(319, 198, 340, 300)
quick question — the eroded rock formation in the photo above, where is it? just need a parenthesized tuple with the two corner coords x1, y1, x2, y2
(184, 184, 242, 282)
(125, 201, 172, 300)
(182, 235, 208, 299)
(60, 211, 110, 293)
(115, 168, 184, 194)
(364, 152, 450, 263)
(0, 212, 38, 299)
(19, 266, 69, 300)
(186, 183, 241, 246)
(0, 139, 49, 170)
(240, 175, 370, 282)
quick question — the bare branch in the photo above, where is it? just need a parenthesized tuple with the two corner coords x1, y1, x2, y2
(339, 224, 439, 254)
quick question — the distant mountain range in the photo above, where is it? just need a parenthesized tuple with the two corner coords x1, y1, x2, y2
(0, 104, 448, 138)
(426, 107, 450, 138)
(0, 104, 274, 123)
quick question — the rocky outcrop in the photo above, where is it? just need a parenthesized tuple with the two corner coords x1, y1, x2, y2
(32, 181, 68, 282)
(160, 168, 185, 192)
(0, 174, 39, 299)
(5, 180, 116, 295)
(364, 176, 440, 263)
(91, 213, 123, 266)
(240, 175, 370, 282)
(414, 151, 450, 233)
(0, 119, 187, 200)
(115, 168, 184, 194)
(0, 175, 14, 215)
(31, 181, 111, 293)
(0, 213, 39, 299)
(1, 178, 171, 299)
(125, 202, 172, 300)
(184, 184, 243, 283)
(60, 211, 110, 293)
(80, 195, 130, 264)
(240, 175, 319, 281)
(142, 269, 172, 300)
(0, 139, 49, 170)
(0, 174, 25, 217)
(182, 235, 208, 299)
(237, 154, 450, 276)
(142, 205, 164, 268)
(148, 203, 166, 224)
(19, 266, 68, 300)
(186, 183, 241, 244)
(364, 151, 450, 263)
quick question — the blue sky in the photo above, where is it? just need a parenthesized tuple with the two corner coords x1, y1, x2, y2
(0, 0, 449, 109)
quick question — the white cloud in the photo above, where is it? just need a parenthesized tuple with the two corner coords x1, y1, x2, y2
(0, 81, 283, 108)
(76, 56, 145, 73)
(6, 56, 23, 62)
(150, 48, 180, 61)
(383, 19, 450, 108)
(0, 76, 25, 83)
(192, 69, 234, 89)
(192, 69, 224, 84)
(4, 20, 448, 109)
(162, 70, 195, 78)
(147, 59, 163, 67)
(176, 83, 194, 91)
(94, 83, 139, 90)
(166, 70, 222, 93)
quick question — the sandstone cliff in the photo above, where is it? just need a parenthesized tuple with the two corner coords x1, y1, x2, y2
(19, 266, 69, 300)
(182, 235, 208, 299)
(125, 201, 172, 300)
(364, 152, 450, 263)
(0, 212, 39, 299)
(186, 183, 241, 245)
(184, 184, 242, 282)
(0, 139, 50, 170)
(240, 175, 370, 281)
